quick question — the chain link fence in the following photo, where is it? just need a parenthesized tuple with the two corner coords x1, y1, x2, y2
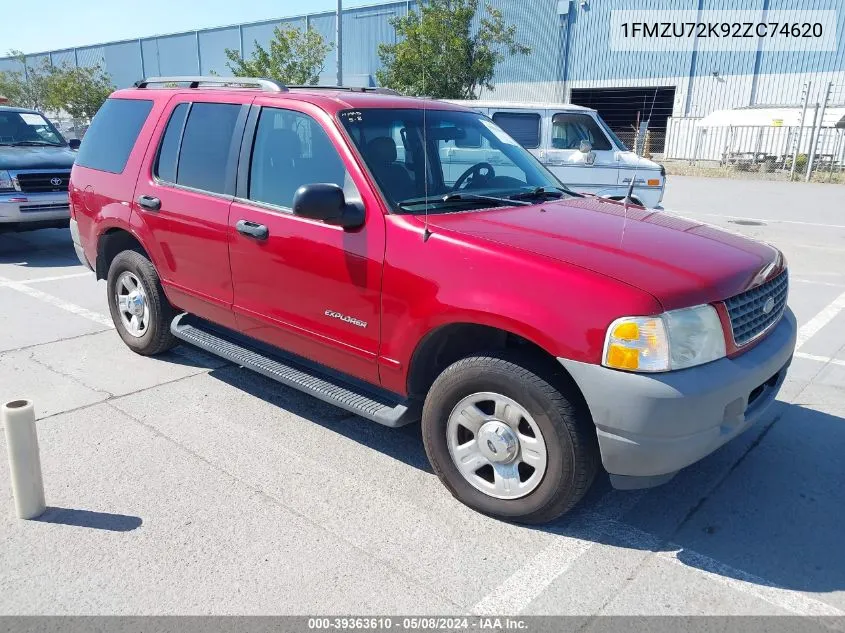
(661, 83, 845, 183)
(610, 127, 668, 162)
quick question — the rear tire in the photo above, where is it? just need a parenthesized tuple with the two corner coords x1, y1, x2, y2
(106, 250, 177, 356)
(421, 353, 599, 524)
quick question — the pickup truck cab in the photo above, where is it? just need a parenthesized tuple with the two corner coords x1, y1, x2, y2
(69, 77, 796, 523)
(444, 100, 665, 208)
(0, 106, 79, 232)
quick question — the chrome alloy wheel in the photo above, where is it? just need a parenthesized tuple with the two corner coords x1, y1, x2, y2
(115, 271, 149, 338)
(446, 392, 548, 499)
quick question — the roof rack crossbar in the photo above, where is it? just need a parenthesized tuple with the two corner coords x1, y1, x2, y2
(286, 85, 402, 96)
(134, 76, 287, 92)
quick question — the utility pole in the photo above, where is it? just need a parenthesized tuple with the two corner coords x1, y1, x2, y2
(336, 0, 343, 87)
(806, 81, 833, 182)
(790, 82, 810, 181)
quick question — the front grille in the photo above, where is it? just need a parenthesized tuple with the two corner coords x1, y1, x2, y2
(14, 171, 70, 193)
(19, 203, 70, 213)
(725, 270, 788, 347)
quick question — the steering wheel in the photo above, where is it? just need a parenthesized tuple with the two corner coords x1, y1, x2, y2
(453, 162, 495, 191)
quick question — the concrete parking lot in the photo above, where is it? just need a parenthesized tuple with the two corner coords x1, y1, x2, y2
(1, 175, 844, 616)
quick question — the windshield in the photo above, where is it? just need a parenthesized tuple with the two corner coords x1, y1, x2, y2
(0, 111, 65, 146)
(596, 116, 629, 151)
(339, 108, 568, 214)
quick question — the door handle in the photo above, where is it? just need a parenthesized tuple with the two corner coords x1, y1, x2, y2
(236, 219, 269, 240)
(137, 195, 161, 211)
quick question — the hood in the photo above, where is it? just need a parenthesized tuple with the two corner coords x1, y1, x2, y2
(0, 146, 76, 170)
(616, 151, 661, 171)
(427, 197, 782, 311)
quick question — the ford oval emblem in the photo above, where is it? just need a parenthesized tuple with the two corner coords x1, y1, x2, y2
(50, 177, 63, 186)
(762, 297, 775, 314)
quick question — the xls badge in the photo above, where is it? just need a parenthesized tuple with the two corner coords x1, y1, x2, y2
(325, 310, 368, 328)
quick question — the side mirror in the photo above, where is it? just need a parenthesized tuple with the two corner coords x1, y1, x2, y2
(68, 138, 81, 150)
(578, 140, 592, 154)
(292, 183, 364, 229)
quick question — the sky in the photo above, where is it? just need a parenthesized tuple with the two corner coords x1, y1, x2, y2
(1, 0, 378, 55)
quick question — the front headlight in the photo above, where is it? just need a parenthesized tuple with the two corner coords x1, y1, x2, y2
(0, 170, 14, 191)
(603, 304, 726, 372)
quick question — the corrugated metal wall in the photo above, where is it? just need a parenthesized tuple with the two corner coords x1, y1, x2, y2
(756, 0, 845, 105)
(1, 0, 843, 117)
(567, 0, 696, 83)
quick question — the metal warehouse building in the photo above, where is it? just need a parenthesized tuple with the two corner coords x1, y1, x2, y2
(2, 0, 843, 151)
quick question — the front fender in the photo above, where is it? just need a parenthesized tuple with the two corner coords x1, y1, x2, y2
(378, 215, 662, 395)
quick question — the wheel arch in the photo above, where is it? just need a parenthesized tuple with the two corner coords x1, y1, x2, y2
(407, 322, 589, 413)
(95, 227, 149, 280)
(603, 193, 645, 207)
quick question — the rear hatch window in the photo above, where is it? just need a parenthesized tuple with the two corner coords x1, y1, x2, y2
(76, 98, 153, 174)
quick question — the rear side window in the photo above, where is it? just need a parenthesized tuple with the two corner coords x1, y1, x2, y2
(175, 103, 241, 194)
(491, 112, 541, 149)
(76, 99, 153, 173)
(154, 103, 189, 183)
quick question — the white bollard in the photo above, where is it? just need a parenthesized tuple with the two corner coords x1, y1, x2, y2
(2, 400, 46, 519)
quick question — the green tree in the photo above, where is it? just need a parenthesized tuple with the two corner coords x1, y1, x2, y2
(0, 51, 51, 111)
(44, 63, 114, 119)
(225, 24, 332, 86)
(0, 51, 113, 118)
(376, 0, 530, 99)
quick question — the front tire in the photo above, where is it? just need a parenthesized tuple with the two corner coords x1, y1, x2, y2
(421, 353, 599, 524)
(106, 250, 177, 356)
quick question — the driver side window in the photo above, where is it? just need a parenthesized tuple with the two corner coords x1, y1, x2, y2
(551, 113, 612, 151)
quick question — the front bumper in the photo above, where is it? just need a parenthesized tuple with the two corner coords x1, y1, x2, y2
(559, 308, 797, 489)
(0, 191, 71, 231)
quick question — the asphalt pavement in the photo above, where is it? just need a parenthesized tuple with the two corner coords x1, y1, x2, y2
(1, 176, 844, 616)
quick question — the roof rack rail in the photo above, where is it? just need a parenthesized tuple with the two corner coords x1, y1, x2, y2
(286, 85, 402, 96)
(134, 76, 287, 92)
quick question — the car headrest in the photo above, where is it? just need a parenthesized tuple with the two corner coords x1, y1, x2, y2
(366, 137, 397, 164)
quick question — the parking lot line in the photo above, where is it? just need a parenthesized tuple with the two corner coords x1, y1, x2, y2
(472, 500, 845, 617)
(470, 528, 594, 615)
(792, 278, 845, 288)
(5, 272, 95, 285)
(0, 274, 113, 329)
(594, 518, 845, 618)
(471, 492, 645, 615)
(792, 243, 845, 254)
(657, 547, 845, 618)
(795, 290, 845, 351)
(794, 352, 845, 368)
(665, 210, 845, 231)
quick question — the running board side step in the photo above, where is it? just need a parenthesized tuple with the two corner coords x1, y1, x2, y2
(171, 313, 419, 428)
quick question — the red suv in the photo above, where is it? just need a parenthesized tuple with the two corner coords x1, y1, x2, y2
(69, 77, 796, 523)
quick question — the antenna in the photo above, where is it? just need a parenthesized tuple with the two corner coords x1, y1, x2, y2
(422, 69, 432, 242)
(620, 87, 659, 248)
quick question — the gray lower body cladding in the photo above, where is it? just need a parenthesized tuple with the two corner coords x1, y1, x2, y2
(559, 308, 797, 489)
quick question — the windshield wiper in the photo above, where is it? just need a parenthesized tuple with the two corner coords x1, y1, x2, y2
(10, 140, 62, 147)
(441, 192, 531, 207)
(396, 193, 530, 214)
(508, 185, 580, 201)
